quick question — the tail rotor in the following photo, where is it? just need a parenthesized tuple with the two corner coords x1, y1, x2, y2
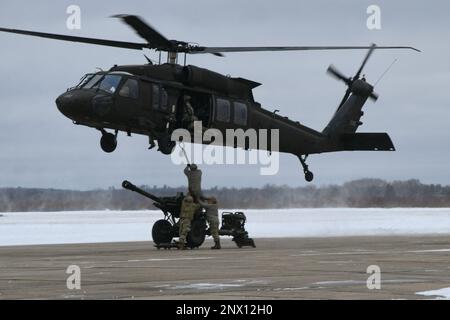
(327, 43, 379, 111)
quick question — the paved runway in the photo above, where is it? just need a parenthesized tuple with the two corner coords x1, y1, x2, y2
(1, 236, 450, 299)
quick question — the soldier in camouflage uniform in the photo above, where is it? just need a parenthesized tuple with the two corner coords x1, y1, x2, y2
(178, 195, 200, 250)
(199, 197, 221, 249)
(184, 164, 202, 202)
(182, 95, 198, 130)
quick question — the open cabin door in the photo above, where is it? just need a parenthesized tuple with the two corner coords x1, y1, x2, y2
(177, 91, 213, 130)
(140, 81, 179, 134)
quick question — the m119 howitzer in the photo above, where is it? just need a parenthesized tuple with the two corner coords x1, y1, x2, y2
(122, 180, 255, 249)
(122, 180, 183, 218)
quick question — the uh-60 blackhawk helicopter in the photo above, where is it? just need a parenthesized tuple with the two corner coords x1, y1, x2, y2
(0, 15, 419, 181)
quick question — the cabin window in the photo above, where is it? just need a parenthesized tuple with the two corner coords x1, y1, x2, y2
(233, 102, 248, 126)
(216, 98, 230, 122)
(119, 79, 139, 99)
(152, 84, 159, 109)
(152, 84, 168, 110)
(161, 87, 168, 110)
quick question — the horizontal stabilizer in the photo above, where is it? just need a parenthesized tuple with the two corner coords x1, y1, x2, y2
(340, 133, 395, 151)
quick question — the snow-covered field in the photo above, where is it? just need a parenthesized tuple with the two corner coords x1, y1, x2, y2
(416, 287, 450, 299)
(1, 208, 450, 246)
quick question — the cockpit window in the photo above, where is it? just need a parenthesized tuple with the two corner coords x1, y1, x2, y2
(98, 75, 122, 94)
(76, 74, 94, 88)
(83, 74, 103, 89)
(119, 79, 139, 99)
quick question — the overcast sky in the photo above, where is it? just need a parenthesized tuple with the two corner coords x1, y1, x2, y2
(0, 0, 449, 190)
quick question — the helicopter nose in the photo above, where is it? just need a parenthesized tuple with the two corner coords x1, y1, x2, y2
(56, 92, 76, 117)
(56, 91, 93, 119)
(56, 97, 66, 115)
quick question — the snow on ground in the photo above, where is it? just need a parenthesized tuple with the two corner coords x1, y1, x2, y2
(416, 287, 450, 299)
(1, 208, 450, 246)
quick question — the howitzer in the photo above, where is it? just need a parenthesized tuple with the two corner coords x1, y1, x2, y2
(122, 180, 183, 218)
(122, 180, 205, 248)
(122, 180, 255, 249)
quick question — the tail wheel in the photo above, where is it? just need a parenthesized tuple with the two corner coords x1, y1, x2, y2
(152, 219, 173, 244)
(187, 219, 207, 248)
(305, 171, 314, 182)
(299, 155, 314, 182)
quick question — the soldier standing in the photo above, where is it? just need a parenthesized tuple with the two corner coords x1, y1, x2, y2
(178, 195, 200, 250)
(182, 95, 198, 130)
(199, 197, 221, 249)
(184, 164, 202, 202)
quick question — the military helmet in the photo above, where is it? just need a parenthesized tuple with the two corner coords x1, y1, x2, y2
(190, 164, 198, 170)
(184, 195, 193, 203)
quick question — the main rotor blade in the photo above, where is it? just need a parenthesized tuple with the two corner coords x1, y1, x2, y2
(354, 43, 376, 79)
(327, 64, 351, 85)
(0, 27, 147, 50)
(191, 45, 420, 54)
(112, 14, 173, 50)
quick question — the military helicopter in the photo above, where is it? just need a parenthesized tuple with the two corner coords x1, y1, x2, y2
(0, 15, 419, 181)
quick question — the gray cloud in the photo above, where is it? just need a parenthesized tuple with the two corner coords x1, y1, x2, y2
(0, 0, 449, 189)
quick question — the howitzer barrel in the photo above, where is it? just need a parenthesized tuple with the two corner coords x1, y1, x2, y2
(122, 180, 164, 204)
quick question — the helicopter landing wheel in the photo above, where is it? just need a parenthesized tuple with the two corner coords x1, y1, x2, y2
(304, 170, 314, 182)
(157, 136, 175, 155)
(100, 132, 117, 153)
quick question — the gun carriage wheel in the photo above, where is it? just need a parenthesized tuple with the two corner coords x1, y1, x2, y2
(152, 219, 174, 244)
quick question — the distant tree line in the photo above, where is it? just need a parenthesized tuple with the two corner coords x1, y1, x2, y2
(1, 179, 450, 212)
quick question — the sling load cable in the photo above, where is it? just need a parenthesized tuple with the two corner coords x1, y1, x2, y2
(179, 141, 192, 166)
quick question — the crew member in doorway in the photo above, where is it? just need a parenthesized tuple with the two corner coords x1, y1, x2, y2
(182, 95, 198, 130)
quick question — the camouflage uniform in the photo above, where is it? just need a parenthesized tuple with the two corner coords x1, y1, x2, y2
(199, 198, 221, 249)
(184, 165, 202, 201)
(178, 196, 200, 249)
(182, 96, 198, 130)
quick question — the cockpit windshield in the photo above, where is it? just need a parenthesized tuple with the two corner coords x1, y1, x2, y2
(76, 74, 94, 88)
(82, 74, 103, 89)
(97, 75, 122, 94)
(76, 73, 124, 94)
